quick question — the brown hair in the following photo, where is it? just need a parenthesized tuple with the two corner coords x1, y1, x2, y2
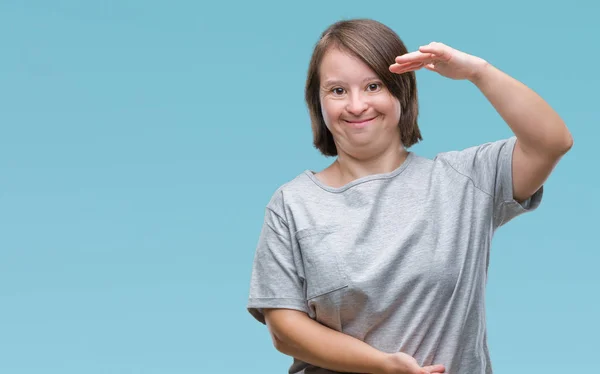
(305, 19, 422, 157)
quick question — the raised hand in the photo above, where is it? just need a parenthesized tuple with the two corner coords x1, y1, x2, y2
(389, 41, 488, 82)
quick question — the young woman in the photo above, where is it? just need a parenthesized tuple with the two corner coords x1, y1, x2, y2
(247, 18, 572, 374)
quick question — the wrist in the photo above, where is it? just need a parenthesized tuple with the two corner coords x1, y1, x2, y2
(373, 352, 395, 374)
(469, 58, 492, 85)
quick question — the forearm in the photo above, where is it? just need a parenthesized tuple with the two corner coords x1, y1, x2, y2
(273, 315, 390, 374)
(470, 63, 573, 155)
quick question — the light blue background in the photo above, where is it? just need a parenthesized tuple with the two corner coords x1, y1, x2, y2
(1, 1, 598, 373)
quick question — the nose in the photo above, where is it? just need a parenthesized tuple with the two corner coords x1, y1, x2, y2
(346, 92, 368, 116)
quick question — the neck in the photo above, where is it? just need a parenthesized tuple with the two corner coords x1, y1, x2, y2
(334, 144, 408, 185)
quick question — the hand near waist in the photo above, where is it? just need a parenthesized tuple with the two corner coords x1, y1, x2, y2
(378, 351, 445, 374)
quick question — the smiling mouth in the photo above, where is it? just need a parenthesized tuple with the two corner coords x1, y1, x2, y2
(345, 116, 376, 124)
(344, 116, 377, 128)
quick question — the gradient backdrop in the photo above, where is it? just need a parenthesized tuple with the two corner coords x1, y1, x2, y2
(1, 1, 598, 373)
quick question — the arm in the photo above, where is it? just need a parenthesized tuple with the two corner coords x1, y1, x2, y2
(391, 42, 574, 203)
(263, 309, 444, 374)
(264, 308, 389, 374)
(470, 63, 573, 202)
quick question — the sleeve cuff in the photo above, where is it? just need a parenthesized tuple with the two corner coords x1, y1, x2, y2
(247, 297, 310, 325)
(495, 136, 544, 227)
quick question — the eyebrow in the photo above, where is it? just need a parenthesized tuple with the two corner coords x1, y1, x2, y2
(322, 76, 381, 87)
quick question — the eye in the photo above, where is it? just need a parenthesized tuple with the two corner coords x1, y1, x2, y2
(367, 83, 382, 92)
(332, 87, 345, 96)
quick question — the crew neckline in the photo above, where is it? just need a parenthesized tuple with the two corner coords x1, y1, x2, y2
(304, 152, 415, 193)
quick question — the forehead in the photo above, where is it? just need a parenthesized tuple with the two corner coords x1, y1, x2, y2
(319, 47, 378, 83)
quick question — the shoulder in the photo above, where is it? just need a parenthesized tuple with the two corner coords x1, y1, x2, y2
(264, 171, 316, 214)
(427, 137, 518, 195)
(432, 137, 516, 167)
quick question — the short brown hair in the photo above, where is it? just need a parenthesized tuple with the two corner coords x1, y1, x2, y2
(305, 19, 422, 157)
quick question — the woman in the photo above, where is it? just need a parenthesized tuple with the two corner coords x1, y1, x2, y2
(247, 19, 572, 374)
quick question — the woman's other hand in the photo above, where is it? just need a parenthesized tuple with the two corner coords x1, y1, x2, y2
(378, 351, 445, 374)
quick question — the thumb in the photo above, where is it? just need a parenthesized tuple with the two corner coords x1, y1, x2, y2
(424, 63, 436, 71)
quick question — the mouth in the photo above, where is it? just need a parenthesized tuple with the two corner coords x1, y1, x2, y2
(344, 116, 377, 129)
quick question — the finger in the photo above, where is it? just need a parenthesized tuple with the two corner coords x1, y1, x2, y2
(394, 54, 443, 70)
(390, 61, 424, 70)
(423, 364, 446, 373)
(419, 43, 448, 59)
(389, 61, 425, 74)
(393, 59, 429, 68)
(395, 51, 434, 64)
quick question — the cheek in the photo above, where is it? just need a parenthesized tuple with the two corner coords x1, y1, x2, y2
(394, 101, 401, 120)
(320, 99, 343, 125)
(381, 96, 401, 122)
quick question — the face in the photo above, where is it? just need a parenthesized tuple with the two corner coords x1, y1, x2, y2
(319, 47, 402, 159)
